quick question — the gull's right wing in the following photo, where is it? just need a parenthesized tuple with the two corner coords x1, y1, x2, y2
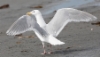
(6, 15, 34, 36)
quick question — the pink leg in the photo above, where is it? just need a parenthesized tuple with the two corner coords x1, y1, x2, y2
(47, 44, 53, 54)
(41, 42, 47, 55)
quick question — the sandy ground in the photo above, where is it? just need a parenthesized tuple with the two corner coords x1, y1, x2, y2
(0, 0, 100, 57)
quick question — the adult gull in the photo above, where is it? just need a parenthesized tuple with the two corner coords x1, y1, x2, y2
(6, 8, 97, 55)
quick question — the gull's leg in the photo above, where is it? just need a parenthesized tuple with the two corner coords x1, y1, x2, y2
(41, 42, 46, 55)
(47, 44, 53, 54)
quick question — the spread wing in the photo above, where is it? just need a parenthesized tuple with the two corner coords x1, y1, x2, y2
(46, 8, 97, 37)
(6, 15, 35, 36)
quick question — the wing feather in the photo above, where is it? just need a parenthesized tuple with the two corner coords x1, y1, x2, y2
(46, 8, 97, 37)
(6, 15, 33, 36)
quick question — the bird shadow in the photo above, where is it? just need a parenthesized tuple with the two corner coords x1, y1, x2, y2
(52, 47, 96, 55)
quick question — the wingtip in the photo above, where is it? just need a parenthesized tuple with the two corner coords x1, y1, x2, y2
(6, 31, 9, 35)
(94, 16, 97, 20)
(91, 16, 97, 21)
(6, 32, 11, 36)
(6, 31, 15, 36)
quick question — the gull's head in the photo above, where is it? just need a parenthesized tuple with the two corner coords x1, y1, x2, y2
(26, 10, 40, 16)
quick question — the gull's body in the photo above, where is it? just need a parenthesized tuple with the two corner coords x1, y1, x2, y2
(6, 8, 97, 55)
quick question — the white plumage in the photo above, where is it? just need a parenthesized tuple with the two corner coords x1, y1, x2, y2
(6, 8, 97, 55)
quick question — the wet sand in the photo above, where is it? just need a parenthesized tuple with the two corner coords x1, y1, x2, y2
(0, 0, 100, 57)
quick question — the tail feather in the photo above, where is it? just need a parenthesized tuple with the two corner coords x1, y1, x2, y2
(46, 35, 65, 45)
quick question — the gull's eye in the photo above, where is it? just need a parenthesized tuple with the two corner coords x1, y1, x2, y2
(31, 11, 35, 14)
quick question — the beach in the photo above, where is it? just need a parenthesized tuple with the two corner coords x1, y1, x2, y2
(0, 0, 100, 57)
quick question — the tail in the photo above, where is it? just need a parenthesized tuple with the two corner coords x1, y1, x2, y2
(46, 35, 65, 46)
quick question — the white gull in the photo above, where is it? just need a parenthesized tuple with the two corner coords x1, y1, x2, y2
(6, 8, 97, 55)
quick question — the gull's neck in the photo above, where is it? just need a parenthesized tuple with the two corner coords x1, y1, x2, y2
(35, 12, 46, 27)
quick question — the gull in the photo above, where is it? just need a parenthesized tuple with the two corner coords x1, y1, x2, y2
(6, 8, 97, 55)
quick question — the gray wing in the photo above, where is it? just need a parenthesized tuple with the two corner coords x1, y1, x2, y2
(6, 15, 35, 36)
(46, 8, 97, 37)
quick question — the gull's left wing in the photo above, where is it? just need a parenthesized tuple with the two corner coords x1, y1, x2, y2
(6, 15, 35, 36)
(46, 8, 97, 37)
